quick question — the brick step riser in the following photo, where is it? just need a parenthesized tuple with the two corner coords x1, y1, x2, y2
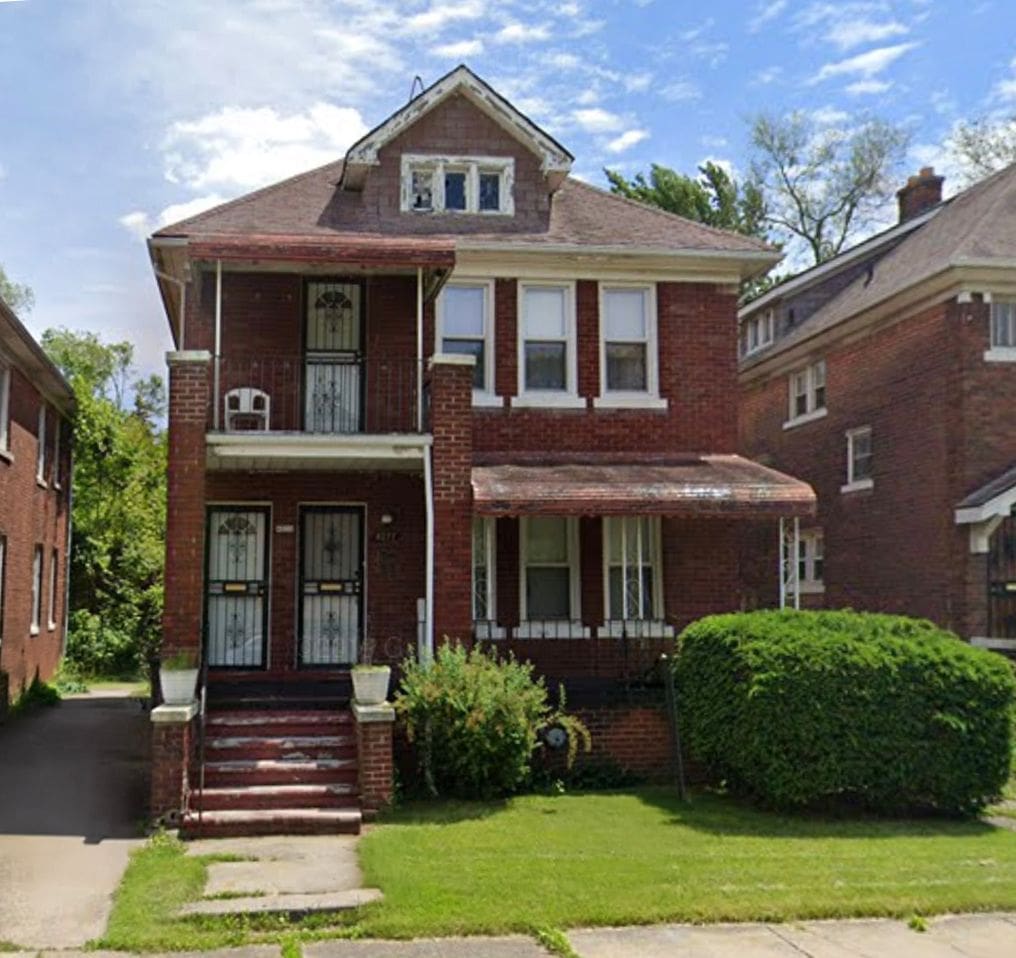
(207, 710, 353, 724)
(206, 722, 351, 738)
(180, 817, 361, 839)
(205, 745, 357, 762)
(202, 768, 359, 788)
(192, 791, 360, 812)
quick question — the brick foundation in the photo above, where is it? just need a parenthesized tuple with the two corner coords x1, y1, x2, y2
(353, 703, 396, 816)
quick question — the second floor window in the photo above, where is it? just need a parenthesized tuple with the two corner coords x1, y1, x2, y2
(401, 155, 514, 215)
(740, 309, 774, 357)
(990, 301, 1016, 348)
(36, 405, 47, 483)
(31, 544, 42, 634)
(519, 284, 577, 398)
(845, 426, 873, 489)
(788, 360, 826, 422)
(600, 285, 658, 396)
(48, 549, 58, 630)
(437, 283, 493, 395)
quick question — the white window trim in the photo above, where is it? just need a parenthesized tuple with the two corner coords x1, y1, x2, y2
(984, 346, 1016, 363)
(0, 358, 10, 455)
(517, 516, 588, 638)
(436, 280, 497, 402)
(472, 516, 505, 638)
(400, 154, 515, 215)
(514, 281, 581, 406)
(601, 516, 668, 629)
(47, 549, 58, 631)
(797, 529, 825, 595)
(36, 404, 47, 487)
(842, 426, 874, 493)
(785, 360, 826, 427)
(30, 544, 42, 636)
(740, 309, 775, 357)
(52, 418, 62, 490)
(594, 283, 667, 409)
(989, 300, 1016, 351)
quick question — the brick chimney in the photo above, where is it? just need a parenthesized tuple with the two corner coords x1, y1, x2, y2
(896, 166, 944, 223)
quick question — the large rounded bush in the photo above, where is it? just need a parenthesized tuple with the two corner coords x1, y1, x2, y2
(675, 610, 1015, 815)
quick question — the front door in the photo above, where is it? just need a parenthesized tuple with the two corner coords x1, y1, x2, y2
(299, 506, 364, 666)
(205, 507, 270, 668)
(305, 280, 363, 434)
(988, 510, 1016, 639)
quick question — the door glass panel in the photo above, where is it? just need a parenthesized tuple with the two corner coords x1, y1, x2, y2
(300, 508, 363, 666)
(206, 509, 268, 668)
(306, 282, 362, 433)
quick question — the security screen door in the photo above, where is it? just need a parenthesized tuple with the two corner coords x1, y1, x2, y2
(305, 281, 363, 434)
(299, 507, 364, 666)
(205, 507, 269, 668)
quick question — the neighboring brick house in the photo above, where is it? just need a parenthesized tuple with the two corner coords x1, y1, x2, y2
(739, 164, 1016, 656)
(146, 66, 814, 835)
(0, 295, 74, 713)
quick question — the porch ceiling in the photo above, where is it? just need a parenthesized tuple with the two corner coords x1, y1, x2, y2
(471, 455, 816, 518)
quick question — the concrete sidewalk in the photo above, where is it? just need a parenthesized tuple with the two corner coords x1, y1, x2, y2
(0, 691, 148, 948)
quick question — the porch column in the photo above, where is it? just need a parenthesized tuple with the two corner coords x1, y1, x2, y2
(429, 354, 475, 647)
(353, 702, 396, 818)
(150, 702, 198, 823)
(162, 350, 210, 661)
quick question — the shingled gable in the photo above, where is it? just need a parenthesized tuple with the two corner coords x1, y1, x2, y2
(339, 64, 574, 192)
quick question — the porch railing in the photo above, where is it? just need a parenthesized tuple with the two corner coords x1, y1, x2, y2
(211, 355, 425, 434)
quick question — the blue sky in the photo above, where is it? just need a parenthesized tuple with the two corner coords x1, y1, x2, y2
(1, 0, 1014, 374)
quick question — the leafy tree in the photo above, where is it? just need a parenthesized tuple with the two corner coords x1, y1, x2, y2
(748, 112, 910, 265)
(42, 328, 167, 677)
(0, 262, 34, 314)
(605, 161, 769, 240)
(951, 116, 1016, 184)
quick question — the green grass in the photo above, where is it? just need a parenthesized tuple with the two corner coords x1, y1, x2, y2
(355, 788, 1016, 938)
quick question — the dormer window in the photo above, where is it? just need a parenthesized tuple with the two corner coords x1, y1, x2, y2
(401, 154, 514, 215)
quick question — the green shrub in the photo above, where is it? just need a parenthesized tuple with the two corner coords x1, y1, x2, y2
(675, 609, 1016, 815)
(395, 643, 590, 799)
(10, 677, 61, 715)
(65, 610, 142, 678)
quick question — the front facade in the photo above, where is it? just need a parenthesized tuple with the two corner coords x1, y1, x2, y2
(739, 164, 1016, 654)
(148, 67, 813, 834)
(0, 296, 74, 713)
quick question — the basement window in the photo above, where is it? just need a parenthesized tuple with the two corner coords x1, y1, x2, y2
(400, 154, 515, 215)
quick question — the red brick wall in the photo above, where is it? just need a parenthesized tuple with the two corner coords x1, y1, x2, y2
(355, 715, 394, 816)
(739, 302, 960, 628)
(0, 365, 71, 701)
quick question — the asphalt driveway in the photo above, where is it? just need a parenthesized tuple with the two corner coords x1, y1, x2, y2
(0, 690, 148, 947)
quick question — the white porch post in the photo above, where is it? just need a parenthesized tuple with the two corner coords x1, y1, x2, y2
(212, 259, 222, 430)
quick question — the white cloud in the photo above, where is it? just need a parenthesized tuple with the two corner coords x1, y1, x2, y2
(119, 194, 228, 239)
(0, 162, 6, 181)
(605, 129, 649, 153)
(573, 107, 624, 134)
(845, 78, 892, 95)
(825, 19, 908, 50)
(701, 134, 728, 149)
(810, 106, 850, 126)
(494, 22, 550, 44)
(749, 0, 788, 33)
(431, 38, 484, 58)
(660, 79, 702, 101)
(994, 56, 1016, 102)
(403, 0, 485, 33)
(753, 66, 782, 85)
(812, 42, 919, 84)
(680, 17, 714, 42)
(163, 102, 368, 193)
(624, 73, 652, 93)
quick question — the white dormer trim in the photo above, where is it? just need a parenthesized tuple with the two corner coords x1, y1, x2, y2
(341, 65, 573, 190)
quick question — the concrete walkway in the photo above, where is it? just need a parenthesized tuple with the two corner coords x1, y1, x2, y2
(0, 690, 148, 948)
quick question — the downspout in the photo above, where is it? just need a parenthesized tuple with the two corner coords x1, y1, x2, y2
(213, 259, 222, 430)
(423, 443, 435, 663)
(154, 270, 187, 348)
(416, 267, 424, 433)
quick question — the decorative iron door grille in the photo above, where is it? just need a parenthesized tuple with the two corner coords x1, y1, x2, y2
(299, 507, 363, 666)
(305, 280, 364, 434)
(988, 510, 1016, 639)
(205, 507, 269, 668)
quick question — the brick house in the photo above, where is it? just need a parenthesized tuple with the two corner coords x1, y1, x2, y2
(146, 66, 814, 835)
(0, 295, 74, 714)
(739, 163, 1016, 656)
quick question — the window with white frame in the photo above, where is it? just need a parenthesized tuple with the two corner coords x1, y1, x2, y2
(0, 360, 9, 453)
(401, 155, 514, 215)
(600, 285, 659, 398)
(36, 405, 47, 483)
(521, 516, 579, 622)
(604, 516, 662, 622)
(437, 283, 494, 395)
(845, 426, 873, 489)
(52, 417, 61, 488)
(472, 517, 496, 624)
(797, 529, 824, 591)
(518, 284, 577, 398)
(990, 301, 1016, 348)
(48, 549, 58, 630)
(31, 544, 42, 634)
(788, 360, 826, 422)
(740, 309, 775, 357)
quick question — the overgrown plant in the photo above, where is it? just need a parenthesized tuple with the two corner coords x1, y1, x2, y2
(395, 642, 590, 799)
(675, 609, 1016, 815)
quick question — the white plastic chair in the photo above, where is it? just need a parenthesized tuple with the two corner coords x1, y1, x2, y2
(224, 387, 271, 431)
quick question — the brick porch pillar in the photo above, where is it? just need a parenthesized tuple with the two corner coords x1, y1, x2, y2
(429, 354, 475, 647)
(353, 702, 396, 818)
(150, 702, 198, 823)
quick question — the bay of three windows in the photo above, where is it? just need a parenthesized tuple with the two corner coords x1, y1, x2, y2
(436, 281, 662, 406)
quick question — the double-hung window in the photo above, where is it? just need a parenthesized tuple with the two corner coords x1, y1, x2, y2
(436, 282, 495, 400)
(517, 283, 580, 405)
(843, 426, 873, 492)
(786, 360, 826, 426)
(36, 405, 47, 484)
(0, 359, 10, 454)
(596, 285, 665, 408)
(401, 155, 514, 215)
(519, 516, 584, 636)
(798, 530, 824, 593)
(48, 549, 58, 630)
(740, 309, 775, 357)
(987, 301, 1016, 360)
(603, 516, 668, 635)
(52, 417, 62, 489)
(472, 517, 501, 637)
(31, 544, 42, 635)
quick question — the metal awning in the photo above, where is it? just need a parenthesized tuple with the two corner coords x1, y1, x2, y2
(472, 455, 816, 518)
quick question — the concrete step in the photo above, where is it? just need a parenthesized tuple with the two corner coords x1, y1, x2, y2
(207, 710, 352, 737)
(179, 887, 381, 916)
(180, 807, 362, 838)
(204, 735, 356, 762)
(203, 757, 358, 788)
(192, 783, 359, 811)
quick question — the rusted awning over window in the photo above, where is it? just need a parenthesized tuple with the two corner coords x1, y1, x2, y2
(472, 455, 816, 518)
(187, 233, 456, 268)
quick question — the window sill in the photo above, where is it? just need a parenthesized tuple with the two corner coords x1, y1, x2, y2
(0, 448, 11, 465)
(601, 619, 675, 638)
(984, 347, 1016, 363)
(593, 395, 669, 410)
(799, 582, 826, 595)
(30, 625, 40, 637)
(783, 407, 828, 430)
(47, 622, 57, 632)
(36, 478, 48, 490)
(472, 393, 504, 409)
(840, 478, 874, 494)
(514, 621, 591, 639)
(473, 621, 507, 639)
(510, 394, 587, 410)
